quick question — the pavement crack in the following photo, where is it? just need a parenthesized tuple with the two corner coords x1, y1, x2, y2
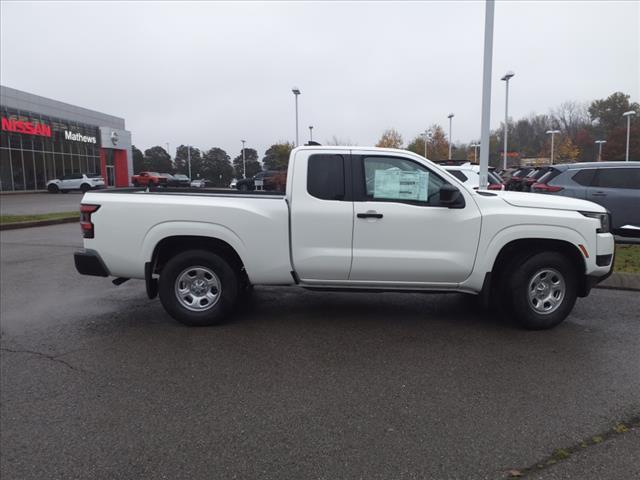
(506, 415, 640, 478)
(0, 347, 85, 373)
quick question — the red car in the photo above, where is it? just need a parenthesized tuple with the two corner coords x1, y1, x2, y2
(131, 172, 169, 187)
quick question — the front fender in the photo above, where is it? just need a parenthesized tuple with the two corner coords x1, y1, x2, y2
(461, 224, 590, 292)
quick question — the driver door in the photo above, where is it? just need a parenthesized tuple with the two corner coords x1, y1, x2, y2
(349, 154, 481, 284)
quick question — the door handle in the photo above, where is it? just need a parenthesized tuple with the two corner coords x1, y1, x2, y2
(357, 212, 383, 219)
(592, 191, 607, 197)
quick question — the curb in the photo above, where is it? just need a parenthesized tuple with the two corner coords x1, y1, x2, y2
(595, 272, 640, 291)
(0, 217, 78, 231)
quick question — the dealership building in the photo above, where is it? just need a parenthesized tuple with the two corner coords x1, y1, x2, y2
(0, 85, 132, 192)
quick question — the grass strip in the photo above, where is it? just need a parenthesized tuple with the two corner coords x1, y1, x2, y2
(0, 211, 78, 225)
(614, 244, 640, 273)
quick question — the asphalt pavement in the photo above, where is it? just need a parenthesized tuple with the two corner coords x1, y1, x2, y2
(1, 223, 639, 479)
(0, 192, 83, 215)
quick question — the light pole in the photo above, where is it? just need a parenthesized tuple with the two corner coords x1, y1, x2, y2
(423, 129, 432, 158)
(292, 87, 301, 147)
(309, 125, 313, 143)
(501, 71, 515, 170)
(623, 110, 636, 161)
(546, 129, 560, 165)
(187, 144, 192, 180)
(470, 143, 480, 163)
(595, 140, 606, 162)
(478, 0, 495, 189)
(447, 113, 454, 160)
(241, 139, 246, 178)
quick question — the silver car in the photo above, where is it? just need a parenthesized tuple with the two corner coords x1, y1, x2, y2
(531, 161, 640, 237)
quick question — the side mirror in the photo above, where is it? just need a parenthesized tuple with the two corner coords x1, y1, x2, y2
(439, 184, 465, 208)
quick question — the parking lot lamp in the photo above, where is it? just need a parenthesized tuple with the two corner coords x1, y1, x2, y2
(241, 139, 246, 178)
(292, 87, 301, 147)
(546, 130, 560, 164)
(423, 129, 432, 158)
(595, 140, 606, 162)
(309, 126, 313, 142)
(187, 144, 192, 180)
(623, 110, 636, 161)
(470, 143, 480, 163)
(501, 71, 515, 170)
(447, 113, 455, 159)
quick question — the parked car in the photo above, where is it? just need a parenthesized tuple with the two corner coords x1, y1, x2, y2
(236, 170, 287, 192)
(47, 173, 105, 193)
(505, 167, 536, 191)
(444, 164, 505, 190)
(229, 178, 238, 189)
(167, 174, 191, 187)
(75, 146, 614, 330)
(531, 161, 640, 237)
(520, 167, 552, 192)
(131, 171, 168, 187)
(190, 179, 214, 188)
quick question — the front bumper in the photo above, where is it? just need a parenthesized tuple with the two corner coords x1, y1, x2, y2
(74, 249, 109, 277)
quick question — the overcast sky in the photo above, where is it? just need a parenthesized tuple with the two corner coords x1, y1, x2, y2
(1, 1, 638, 159)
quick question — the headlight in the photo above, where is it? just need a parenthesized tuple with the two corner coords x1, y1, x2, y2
(580, 211, 610, 233)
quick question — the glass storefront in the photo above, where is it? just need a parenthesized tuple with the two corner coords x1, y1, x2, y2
(0, 106, 101, 192)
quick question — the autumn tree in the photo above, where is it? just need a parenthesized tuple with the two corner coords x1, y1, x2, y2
(376, 128, 403, 148)
(556, 136, 580, 163)
(232, 148, 261, 178)
(263, 142, 293, 171)
(603, 124, 640, 161)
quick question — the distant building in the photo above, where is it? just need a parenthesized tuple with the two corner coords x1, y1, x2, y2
(520, 157, 551, 166)
(1, 85, 132, 192)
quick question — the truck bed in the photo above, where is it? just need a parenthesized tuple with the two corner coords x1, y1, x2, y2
(81, 189, 293, 284)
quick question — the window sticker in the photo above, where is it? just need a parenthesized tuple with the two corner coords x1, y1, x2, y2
(373, 169, 428, 201)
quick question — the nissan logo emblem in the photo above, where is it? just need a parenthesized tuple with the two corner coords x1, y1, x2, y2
(110, 131, 119, 145)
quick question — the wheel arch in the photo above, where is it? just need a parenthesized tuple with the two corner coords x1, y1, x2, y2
(490, 238, 589, 297)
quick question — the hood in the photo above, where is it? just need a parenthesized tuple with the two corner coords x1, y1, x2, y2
(490, 191, 606, 213)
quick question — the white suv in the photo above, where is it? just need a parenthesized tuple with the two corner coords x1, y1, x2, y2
(444, 163, 505, 190)
(47, 173, 105, 193)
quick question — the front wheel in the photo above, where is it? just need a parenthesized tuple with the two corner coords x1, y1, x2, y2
(158, 249, 239, 326)
(47, 184, 59, 193)
(506, 252, 578, 330)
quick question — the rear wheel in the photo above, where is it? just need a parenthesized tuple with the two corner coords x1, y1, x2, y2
(158, 249, 239, 326)
(47, 184, 59, 193)
(505, 251, 578, 330)
(80, 183, 91, 193)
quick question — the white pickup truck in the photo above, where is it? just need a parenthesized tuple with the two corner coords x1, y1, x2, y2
(75, 147, 615, 329)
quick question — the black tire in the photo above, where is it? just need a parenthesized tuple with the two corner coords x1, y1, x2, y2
(238, 184, 248, 192)
(505, 251, 578, 330)
(80, 183, 91, 193)
(132, 181, 139, 187)
(158, 249, 239, 326)
(47, 184, 59, 193)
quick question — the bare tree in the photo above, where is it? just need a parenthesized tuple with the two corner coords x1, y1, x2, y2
(551, 101, 590, 141)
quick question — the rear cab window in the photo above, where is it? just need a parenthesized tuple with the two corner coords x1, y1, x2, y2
(307, 154, 346, 200)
